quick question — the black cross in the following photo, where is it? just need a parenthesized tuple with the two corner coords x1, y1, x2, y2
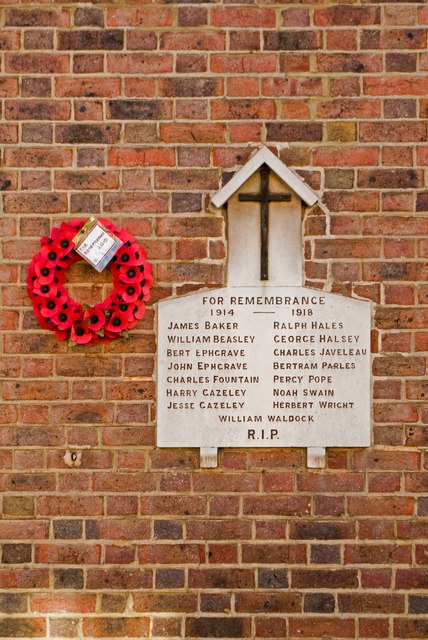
(238, 164, 291, 281)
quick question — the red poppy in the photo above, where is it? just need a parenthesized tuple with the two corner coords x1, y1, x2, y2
(55, 306, 77, 331)
(133, 301, 146, 320)
(105, 311, 129, 333)
(33, 260, 55, 285)
(115, 242, 146, 266)
(39, 296, 64, 318)
(70, 321, 93, 344)
(117, 281, 141, 303)
(116, 300, 134, 319)
(39, 244, 62, 268)
(117, 264, 140, 283)
(83, 307, 106, 332)
(32, 280, 59, 299)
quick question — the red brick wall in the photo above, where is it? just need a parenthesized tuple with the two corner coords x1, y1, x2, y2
(1, 2, 427, 638)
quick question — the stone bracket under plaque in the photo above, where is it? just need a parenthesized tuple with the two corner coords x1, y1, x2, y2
(156, 146, 372, 470)
(200, 447, 218, 468)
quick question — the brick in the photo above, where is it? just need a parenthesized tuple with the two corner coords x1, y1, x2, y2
(235, 592, 300, 613)
(373, 356, 425, 377)
(315, 239, 381, 259)
(0, 568, 48, 589)
(358, 169, 422, 189)
(56, 124, 120, 144)
(107, 53, 173, 74)
(317, 53, 382, 73)
(348, 496, 414, 516)
(54, 569, 84, 590)
(56, 78, 120, 98)
(108, 147, 174, 168)
(37, 496, 103, 516)
(304, 593, 335, 614)
(58, 30, 123, 50)
(83, 618, 150, 637)
(0, 619, 46, 638)
(396, 569, 428, 589)
(108, 99, 171, 120)
(160, 123, 225, 144)
(87, 569, 152, 590)
(315, 6, 380, 26)
(55, 170, 119, 190)
(2, 544, 32, 564)
(21, 78, 51, 98)
(267, 122, 322, 142)
(211, 54, 276, 74)
(6, 54, 69, 74)
(4, 193, 68, 214)
(24, 30, 53, 50)
(211, 99, 275, 120)
(290, 521, 355, 540)
(339, 593, 404, 613)
(345, 544, 411, 564)
(212, 8, 275, 28)
(74, 7, 103, 27)
(314, 147, 378, 167)
(32, 594, 95, 613)
(155, 170, 218, 191)
(244, 496, 310, 516)
(35, 544, 100, 564)
(264, 31, 321, 51)
(242, 544, 306, 564)
(162, 32, 225, 51)
(176, 53, 207, 74)
(394, 619, 428, 639)
(73, 55, 103, 77)
(318, 99, 381, 119)
(0, 594, 27, 614)
(255, 617, 287, 638)
(107, 8, 172, 27)
(365, 77, 428, 96)
(292, 570, 358, 589)
(160, 78, 223, 98)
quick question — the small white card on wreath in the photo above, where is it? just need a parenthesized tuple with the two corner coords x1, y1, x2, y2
(73, 218, 122, 272)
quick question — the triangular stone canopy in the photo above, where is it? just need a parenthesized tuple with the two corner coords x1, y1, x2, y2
(211, 146, 318, 208)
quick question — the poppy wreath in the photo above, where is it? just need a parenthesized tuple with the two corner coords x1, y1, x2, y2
(27, 218, 154, 345)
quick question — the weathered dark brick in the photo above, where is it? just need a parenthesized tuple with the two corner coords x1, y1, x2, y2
(264, 31, 321, 51)
(108, 100, 167, 120)
(156, 569, 185, 589)
(160, 78, 222, 97)
(74, 8, 104, 27)
(0, 594, 27, 614)
(21, 78, 51, 98)
(304, 593, 335, 613)
(267, 122, 323, 142)
(257, 569, 288, 589)
(154, 520, 183, 540)
(0, 619, 45, 637)
(2, 544, 32, 564)
(56, 124, 120, 144)
(58, 30, 123, 50)
(409, 596, 428, 614)
(53, 520, 83, 540)
(186, 617, 250, 638)
(53, 569, 84, 589)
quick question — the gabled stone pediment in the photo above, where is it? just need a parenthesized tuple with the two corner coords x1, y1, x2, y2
(211, 146, 318, 208)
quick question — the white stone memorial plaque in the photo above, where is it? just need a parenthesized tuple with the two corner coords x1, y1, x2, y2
(156, 147, 372, 467)
(157, 287, 371, 451)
